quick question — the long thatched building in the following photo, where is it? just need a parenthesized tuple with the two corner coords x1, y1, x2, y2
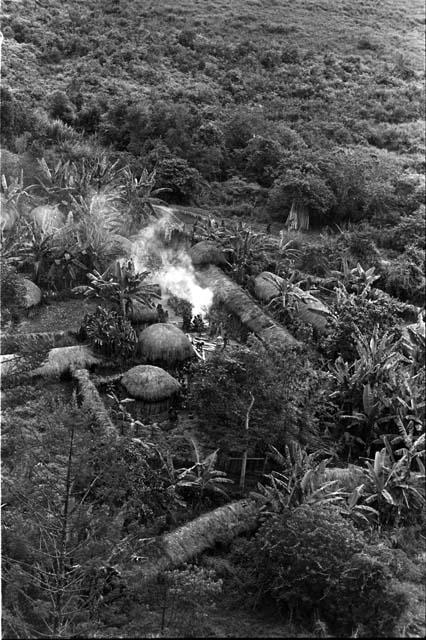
(195, 265, 299, 347)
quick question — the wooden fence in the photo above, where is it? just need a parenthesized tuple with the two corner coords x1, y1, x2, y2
(217, 454, 273, 485)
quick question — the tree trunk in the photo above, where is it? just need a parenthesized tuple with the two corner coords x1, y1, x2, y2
(195, 265, 299, 347)
(286, 200, 310, 231)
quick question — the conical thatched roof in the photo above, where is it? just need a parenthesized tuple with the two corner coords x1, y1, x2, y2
(128, 300, 159, 324)
(138, 322, 194, 365)
(22, 278, 42, 308)
(121, 364, 180, 401)
(189, 241, 227, 267)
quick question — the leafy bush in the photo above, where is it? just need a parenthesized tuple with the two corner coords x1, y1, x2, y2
(154, 157, 202, 204)
(268, 169, 336, 226)
(231, 504, 407, 636)
(86, 437, 182, 531)
(324, 327, 417, 459)
(377, 206, 426, 252)
(320, 292, 404, 362)
(379, 246, 425, 305)
(75, 259, 160, 318)
(0, 260, 26, 325)
(48, 90, 76, 125)
(80, 306, 137, 359)
(188, 337, 325, 456)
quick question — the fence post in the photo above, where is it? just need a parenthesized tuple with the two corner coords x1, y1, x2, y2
(239, 392, 255, 490)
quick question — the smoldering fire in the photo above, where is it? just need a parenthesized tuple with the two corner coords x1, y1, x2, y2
(130, 206, 214, 317)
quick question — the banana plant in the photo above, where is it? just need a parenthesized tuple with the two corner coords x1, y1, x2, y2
(354, 445, 425, 527)
(172, 437, 232, 511)
(331, 261, 381, 298)
(266, 271, 333, 333)
(73, 258, 160, 317)
(251, 442, 346, 516)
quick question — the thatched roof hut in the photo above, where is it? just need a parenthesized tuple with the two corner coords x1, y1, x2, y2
(195, 265, 299, 347)
(253, 271, 333, 333)
(137, 323, 194, 365)
(121, 364, 180, 402)
(22, 278, 42, 308)
(189, 241, 227, 267)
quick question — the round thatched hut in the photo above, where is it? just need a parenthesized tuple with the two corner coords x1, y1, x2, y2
(189, 241, 227, 267)
(137, 323, 194, 366)
(121, 364, 181, 415)
(22, 278, 42, 308)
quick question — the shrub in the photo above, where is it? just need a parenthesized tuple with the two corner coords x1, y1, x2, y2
(48, 90, 76, 125)
(320, 294, 404, 362)
(343, 230, 381, 267)
(80, 306, 137, 359)
(154, 157, 202, 204)
(188, 337, 324, 456)
(0, 87, 16, 144)
(379, 246, 425, 305)
(377, 206, 426, 252)
(239, 135, 282, 188)
(268, 169, 336, 226)
(231, 504, 407, 636)
(0, 260, 26, 326)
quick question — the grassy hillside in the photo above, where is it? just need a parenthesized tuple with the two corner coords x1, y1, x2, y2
(2, 0, 425, 223)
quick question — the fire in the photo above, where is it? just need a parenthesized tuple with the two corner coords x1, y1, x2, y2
(130, 206, 213, 318)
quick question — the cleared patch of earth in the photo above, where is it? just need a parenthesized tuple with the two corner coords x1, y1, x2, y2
(11, 298, 98, 334)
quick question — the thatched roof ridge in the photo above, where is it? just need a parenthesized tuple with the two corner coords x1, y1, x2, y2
(254, 271, 332, 333)
(195, 266, 299, 347)
(130, 499, 259, 586)
(71, 367, 117, 438)
(253, 271, 284, 303)
(32, 345, 102, 378)
(189, 240, 227, 267)
(1, 330, 77, 355)
(121, 365, 180, 401)
(138, 323, 194, 365)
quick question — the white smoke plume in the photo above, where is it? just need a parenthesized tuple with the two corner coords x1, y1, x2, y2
(130, 206, 213, 317)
